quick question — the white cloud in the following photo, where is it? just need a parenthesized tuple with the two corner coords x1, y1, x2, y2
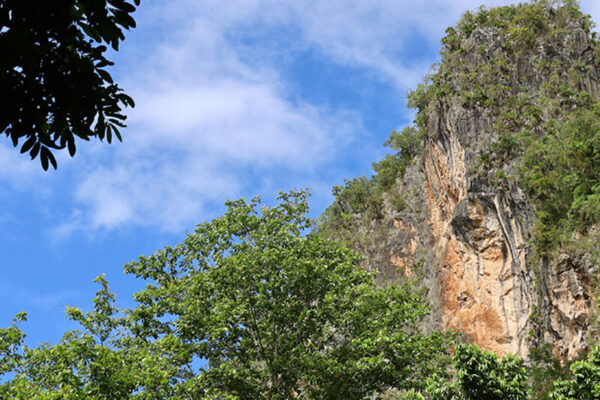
(57, 0, 371, 233)
(132, 81, 357, 165)
(136, 0, 519, 89)
(58, 154, 244, 232)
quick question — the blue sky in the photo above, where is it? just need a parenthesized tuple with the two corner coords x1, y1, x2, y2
(2, 0, 600, 347)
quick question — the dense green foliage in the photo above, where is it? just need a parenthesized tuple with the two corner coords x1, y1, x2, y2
(124, 190, 451, 399)
(426, 344, 530, 400)
(521, 104, 600, 254)
(0, 191, 451, 399)
(550, 346, 600, 399)
(0, 0, 139, 169)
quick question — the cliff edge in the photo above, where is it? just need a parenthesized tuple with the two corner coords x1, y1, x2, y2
(319, 0, 600, 361)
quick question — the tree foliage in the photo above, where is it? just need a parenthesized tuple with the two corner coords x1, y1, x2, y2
(550, 345, 600, 400)
(0, 0, 139, 170)
(0, 191, 451, 399)
(426, 344, 531, 400)
(124, 190, 450, 399)
(0, 276, 139, 399)
(521, 103, 600, 254)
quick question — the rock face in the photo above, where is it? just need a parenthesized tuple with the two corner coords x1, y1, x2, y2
(410, 3, 599, 360)
(320, 2, 600, 361)
(539, 253, 594, 359)
(423, 98, 538, 357)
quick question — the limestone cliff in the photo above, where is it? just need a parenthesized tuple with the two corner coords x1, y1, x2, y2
(319, 1, 600, 361)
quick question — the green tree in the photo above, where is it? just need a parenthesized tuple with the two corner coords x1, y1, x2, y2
(125, 190, 450, 399)
(0, 276, 140, 399)
(550, 345, 600, 400)
(1, 190, 451, 398)
(0, 278, 196, 399)
(426, 344, 531, 400)
(0, 0, 139, 170)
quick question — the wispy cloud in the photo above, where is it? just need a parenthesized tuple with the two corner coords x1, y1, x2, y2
(56, 0, 372, 233)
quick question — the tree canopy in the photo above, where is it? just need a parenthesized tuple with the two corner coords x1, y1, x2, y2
(0, 0, 139, 170)
(426, 344, 531, 400)
(550, 346, 600, 400)
(0, 190, 451, 399)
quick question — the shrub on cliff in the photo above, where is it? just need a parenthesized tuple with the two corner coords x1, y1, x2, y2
(317, 125, 424, 278)
(521, 103, 600, 254)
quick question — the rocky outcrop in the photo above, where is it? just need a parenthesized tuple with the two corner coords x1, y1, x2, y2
(540, 253, 593, 359)
(412, 3, 600, 360)
(320, 2, 600, 361)
(421, 99, 536, 356)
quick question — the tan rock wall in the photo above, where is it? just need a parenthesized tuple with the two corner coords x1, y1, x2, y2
(424, 128, 533, 358)
(541, 254, 594, 359)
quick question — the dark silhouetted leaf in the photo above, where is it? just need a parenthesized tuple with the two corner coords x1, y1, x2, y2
(20, 135, 36, 153)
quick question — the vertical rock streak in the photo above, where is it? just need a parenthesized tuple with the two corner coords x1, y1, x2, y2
(418, 4, 598, 359)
